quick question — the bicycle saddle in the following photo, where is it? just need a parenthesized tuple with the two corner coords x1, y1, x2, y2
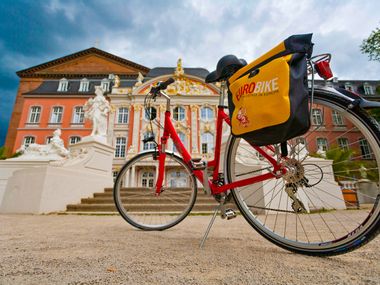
(206, 55, 247, 83)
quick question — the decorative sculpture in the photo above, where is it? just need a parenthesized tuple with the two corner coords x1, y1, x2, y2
(15, 129, 69, 159)
(359, 164, 368, 180)
(175, 58, 184, 77)
(114, 75, 121, 88)
(294, 142, 309, 159)
(316, 146, 326, 158)
(84, 85, 110, 137)
(135, 72, 144, 87)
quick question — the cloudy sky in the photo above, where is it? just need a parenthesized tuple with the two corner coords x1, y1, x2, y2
(0, 0, 379, 146)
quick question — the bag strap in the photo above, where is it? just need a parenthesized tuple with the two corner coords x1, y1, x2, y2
(228, 34, 313, 84)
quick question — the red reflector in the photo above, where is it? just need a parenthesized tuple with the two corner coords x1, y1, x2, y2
(315, 61, 333, 80)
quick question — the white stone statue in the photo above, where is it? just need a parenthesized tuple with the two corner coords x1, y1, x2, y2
(14, 129, 69, 160)
(359, 164, 368, 180)
(84, 85, 110, 137)
(316, 146, 326, 158)
(134, 72, 144, 87)
(294, 142, 309, 159)
(114, 75, 120, 88)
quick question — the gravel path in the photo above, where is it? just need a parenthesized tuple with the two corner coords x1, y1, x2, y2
(0, 214, 379, 285)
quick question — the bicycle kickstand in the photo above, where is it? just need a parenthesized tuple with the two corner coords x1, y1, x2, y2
(199, 203, 222, 249)
(199, 202, 237, 249)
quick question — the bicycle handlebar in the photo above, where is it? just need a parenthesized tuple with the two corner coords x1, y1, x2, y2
(150, 78, 175, 96)
(159, 77, 175, 90)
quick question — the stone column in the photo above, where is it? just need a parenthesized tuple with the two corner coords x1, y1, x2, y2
(190, 105, 199, 154)
(133, 104, 142, 152)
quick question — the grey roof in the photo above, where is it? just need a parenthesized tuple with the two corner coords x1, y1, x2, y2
(24, 79, 137, 95)
(24, 66, 211, 95)
(146, 67, 210, 79)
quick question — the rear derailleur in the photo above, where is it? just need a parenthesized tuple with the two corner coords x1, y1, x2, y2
(285, 183, 307, 213)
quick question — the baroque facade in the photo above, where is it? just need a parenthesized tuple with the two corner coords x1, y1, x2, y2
(4, 47, 380, 183)
(107, 60, 221, 182)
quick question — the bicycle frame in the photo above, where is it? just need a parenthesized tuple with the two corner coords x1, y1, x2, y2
(154, 85, 284, 196)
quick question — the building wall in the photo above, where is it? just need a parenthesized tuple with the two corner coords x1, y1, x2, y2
(4, 47, 149, 156)
(14, 97, 92, 151)
(4, 78, 43, 155)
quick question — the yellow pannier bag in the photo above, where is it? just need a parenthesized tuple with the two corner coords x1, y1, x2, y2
(227, 34, 313, 146)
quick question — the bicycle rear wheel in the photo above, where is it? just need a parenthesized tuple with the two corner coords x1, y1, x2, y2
(114, 150, 197, 230)
(226, 92, 380, 256)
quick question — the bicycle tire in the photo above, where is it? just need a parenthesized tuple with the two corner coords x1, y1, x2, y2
(114, 150, 197, 231)
(226, 91, 380, 256)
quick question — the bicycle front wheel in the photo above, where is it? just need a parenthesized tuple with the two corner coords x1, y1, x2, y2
(226, 92, 380, 256)
(114, 150, 197, 230)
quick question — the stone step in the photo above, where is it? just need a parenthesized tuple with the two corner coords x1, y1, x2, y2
(81, 196, 216, 204)
(66, 203, 227, 212)
(67, 187, 235, 213)
(104, 187, 205, 193)
(93, 190, 208, 198)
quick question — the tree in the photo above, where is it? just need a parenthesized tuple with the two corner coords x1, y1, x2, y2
(360, 26, 380, 61)
(0, 146, 5, 159)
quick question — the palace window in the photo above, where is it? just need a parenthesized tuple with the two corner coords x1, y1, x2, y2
(145, 107, 157, 120)
(201, 132, 214, 154)
(113, 171, 118, 183)
(143, 132, 156, 150)
(46, 136, 53, 144)
(118, 107, 129, 124)
(115, 137, 127, 158)
(332, 110, 344, 126)
(173, 106, 185, 121)
(201, 107, 214, 121)
(344, 82, 353, 92)
(101, 78, 110, 92)
(316, 138, 328, 151)
(142, 172, 155, 188)
(79, 78, 89, 92)
(69, 136, 81, 145)
(364, 83, 374, 95)
(173, 132, 186, 153)
(169, 171, 188, 188)
(337, 138, 349, 151)
(58, 78, 69, 92)
(359, 138, 372, 159)
(28, 106, 41, 123)
(72, 106, 84, 124)
(23, 136, 35, 148)
(312, 109, 323, 125)
(50, 106, 63, 124)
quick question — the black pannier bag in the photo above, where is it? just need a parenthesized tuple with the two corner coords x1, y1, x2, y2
(227, 34, 313, 146)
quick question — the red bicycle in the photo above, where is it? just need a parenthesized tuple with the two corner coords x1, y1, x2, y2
(114, 55, 380, 256)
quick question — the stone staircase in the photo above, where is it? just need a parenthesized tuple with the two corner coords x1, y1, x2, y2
(66, 187, 235, 213)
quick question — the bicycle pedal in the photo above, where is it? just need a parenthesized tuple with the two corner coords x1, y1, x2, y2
(222, 208, 237, 220)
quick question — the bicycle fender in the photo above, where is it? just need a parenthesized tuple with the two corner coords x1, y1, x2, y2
(311, 86, 380, 110)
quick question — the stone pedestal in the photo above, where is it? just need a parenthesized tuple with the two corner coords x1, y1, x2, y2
(0, 138, 114, 214)
(0, 160, 50, 207)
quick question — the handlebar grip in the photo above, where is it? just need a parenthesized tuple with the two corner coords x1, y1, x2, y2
(159, 78, 175, 90)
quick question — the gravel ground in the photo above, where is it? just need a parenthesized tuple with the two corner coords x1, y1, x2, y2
(0, 214, 379, 285)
